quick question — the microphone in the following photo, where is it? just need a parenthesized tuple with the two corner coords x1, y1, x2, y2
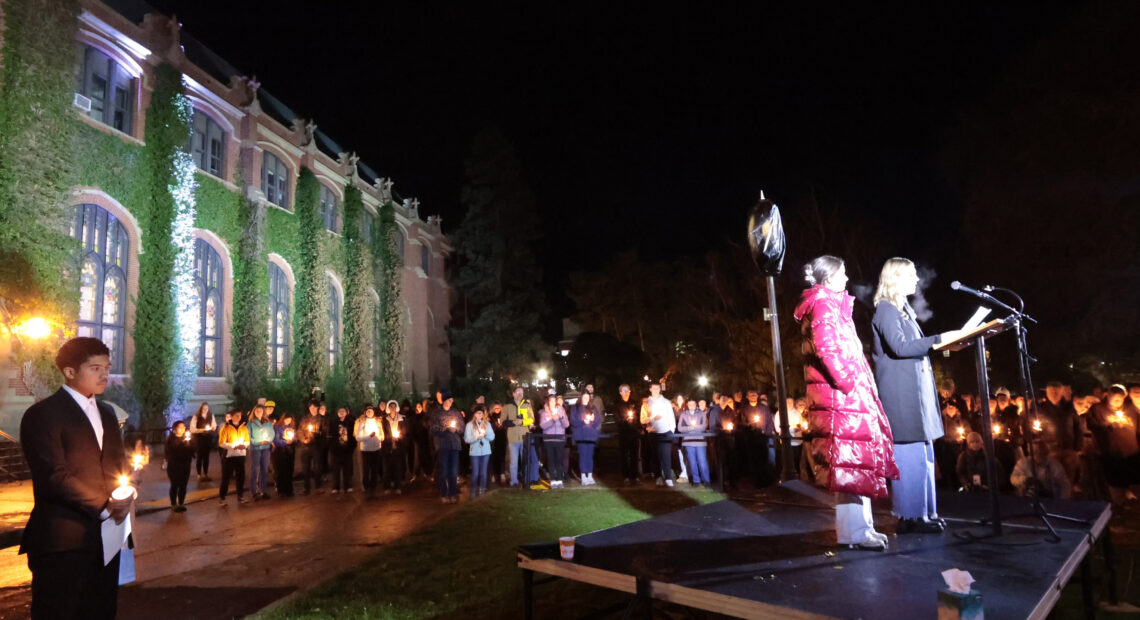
(949, 281, 987, 298)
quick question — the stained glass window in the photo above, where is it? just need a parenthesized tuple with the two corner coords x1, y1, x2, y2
(328, 279, 341, 368)
(70, 204, 129, 372)
(267, 263, 291, 375)
(194, 239, 223, 376)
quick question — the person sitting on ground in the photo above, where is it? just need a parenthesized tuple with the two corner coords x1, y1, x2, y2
(1011, 439, 1072, 499)
(570, 392, 603, 486)
(165, 420, 196, 511)
(956, 431, 1006, 493)
(465, 405, 495, 498)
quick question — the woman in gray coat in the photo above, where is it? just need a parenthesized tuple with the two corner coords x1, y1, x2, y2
(871, 258, 958, 534)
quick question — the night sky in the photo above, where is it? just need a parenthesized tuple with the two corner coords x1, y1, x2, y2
(148, 1, 1080, 304)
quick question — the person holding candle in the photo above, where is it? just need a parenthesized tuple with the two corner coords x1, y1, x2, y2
(356, 406, 384, 498)
(642, 381, 677, 487)
(20, 338, 133, 618)
(739, 390, 776, 488)
(678, 398, 711, 487)
(793, 255, 898, 551)
(297, 400, 326, 495)
(465, 406, 496, 497)
(316, 402, 332, 488)
(489, 401, 507, 485)
(431, 391, 465, 503)
(272, 415, 297, 498)
(381, 400, 407, 494)
(502, 387, 538, 487)
(218, 408, 252, 505)
(956, 431, 1006, 493)
(716, 393, 743, 489)
(188, 402, 216, 481)
(614, 384, 642, 485)
(247, 405, 274, 501)
(571, 392, 603, 486)
(330, 407, 357, 494)
(539, 394, 570, 488)
(870, 257, 961, 535)
(165, 421, 196, 511)
(1086, 386, 1140, 506)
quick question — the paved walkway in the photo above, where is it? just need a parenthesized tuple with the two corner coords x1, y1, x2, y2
(0, 452, 460, 618)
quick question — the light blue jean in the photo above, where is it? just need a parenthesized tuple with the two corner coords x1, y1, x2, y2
(892, 440, 938, 519)
(684, 445, 710, 484)
(470, 454, 490, 496)
(507, 441, 539, 485)
(249, 448, 270, 495)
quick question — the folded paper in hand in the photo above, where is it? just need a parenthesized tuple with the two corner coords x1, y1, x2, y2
(941, 568, 975, 594)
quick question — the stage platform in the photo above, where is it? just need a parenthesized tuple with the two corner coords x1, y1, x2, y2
(518, 483, 1112, 619)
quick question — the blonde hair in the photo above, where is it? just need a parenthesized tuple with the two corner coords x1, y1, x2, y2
(873, 257, 915, 311)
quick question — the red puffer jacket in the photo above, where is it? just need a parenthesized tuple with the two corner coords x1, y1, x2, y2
(793, 285, 899, 498)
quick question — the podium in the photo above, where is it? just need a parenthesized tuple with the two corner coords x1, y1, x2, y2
(936, 317, 1013, 537)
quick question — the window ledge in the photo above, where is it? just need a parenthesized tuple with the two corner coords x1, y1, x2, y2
(77, 113, 144, 146)
(195, 169, 237, 191)
(267, 202, 294, 215)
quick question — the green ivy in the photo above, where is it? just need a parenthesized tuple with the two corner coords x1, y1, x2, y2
(228, 165, 267, 410)
(341, 185, 374, 407)
(374, 199, 405, 396)
(132, 63, 189, 427)
(290, 167, 328, 392)
(0, 0, 82, 333)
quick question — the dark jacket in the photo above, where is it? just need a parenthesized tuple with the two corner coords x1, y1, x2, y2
(19, 388, 126, 557)
(871, 301, 944, 443)
(331, 415, 357, 453)
(570, 403, 602, 442)
(430, 407, 465, 451)
(297, 413, 326, 446)
(613, 395, 642, 437)
(164, 432, 196, 469)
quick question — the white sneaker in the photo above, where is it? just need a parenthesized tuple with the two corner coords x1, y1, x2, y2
(586, 473, 594, 485)
(665, 479, 674, 487)
(677, 474, 688, 482)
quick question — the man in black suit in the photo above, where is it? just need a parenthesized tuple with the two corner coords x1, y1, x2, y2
(20, 337, 133, 619)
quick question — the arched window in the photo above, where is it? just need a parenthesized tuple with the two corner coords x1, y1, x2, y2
(320, 184, 339, 233)
(195, 239, 224, 376)
(190, 109, 225, 177)
(70, 204, 129, 372)
(267, 263, 290, 375)
(262, 151, 290, 208)
(328, 279, 341, 368)
(75, 45, 135, 133)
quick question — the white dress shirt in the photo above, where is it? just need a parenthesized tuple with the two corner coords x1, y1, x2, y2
(62, 383, 104, 451)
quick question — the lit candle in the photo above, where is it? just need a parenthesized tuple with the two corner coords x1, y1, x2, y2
(307, 424, 314, 432)
(956, 426, 965, 440)
(392, 427, 400, 439)
(283, 428, 295, 442)
(130, 453, 145, 470)
(261, 429, 270, 443)
(449, 420, 456, 429)
(586, 413, 595, 424)
(626, 410, 634, 421)
(365, 418, 379, 437)
(753, 414, 760, 424)
(1113, 410, 1127, 425)
(112, 473, 135, 501)
(183, 433, 191, 443)
(992, 424, 1001, 436)
(1032, 419, 1042, 432)
(725, 422, 734, 432)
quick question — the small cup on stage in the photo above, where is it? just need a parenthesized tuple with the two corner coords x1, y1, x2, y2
(559, 536, 575, 560)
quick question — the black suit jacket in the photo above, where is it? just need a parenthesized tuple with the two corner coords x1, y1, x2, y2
(19, 388, 125, 557)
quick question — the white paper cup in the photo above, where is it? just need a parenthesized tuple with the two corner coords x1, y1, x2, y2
(559, 536, 575, 560)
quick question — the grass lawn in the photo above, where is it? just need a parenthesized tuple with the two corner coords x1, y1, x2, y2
(253, 485, 724, 620)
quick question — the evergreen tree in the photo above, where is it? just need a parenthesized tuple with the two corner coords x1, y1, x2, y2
(291, 168, 329, 392)
(341, 184, 374, 407)
(451, 127, 546, 384)
(374, 198, 405, 396)
(229, 166, 268, 410)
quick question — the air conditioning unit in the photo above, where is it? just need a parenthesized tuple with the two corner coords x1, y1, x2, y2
(73, 93, 92, 112)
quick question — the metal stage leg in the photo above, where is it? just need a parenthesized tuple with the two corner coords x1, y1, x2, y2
(1080, 556, 1095, 620)
(975, 335, 1003, 537)
(523, 568, 534, 620)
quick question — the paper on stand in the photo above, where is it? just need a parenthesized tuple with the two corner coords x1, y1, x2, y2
(961, 306, 991, 332)
(942, 568, 975, 594)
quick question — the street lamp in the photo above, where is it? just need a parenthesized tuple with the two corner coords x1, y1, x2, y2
(536, 368, 549, 383)
(697, 375, 709, 388)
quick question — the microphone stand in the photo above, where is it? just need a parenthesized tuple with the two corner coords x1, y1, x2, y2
(979, 287, 1086, 542)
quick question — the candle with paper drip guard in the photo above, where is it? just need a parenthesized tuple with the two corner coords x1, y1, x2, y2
(112, 474, 135, 502)
(364, 418, 380, 437)
(283, 428, 295, 442)
(585, 412, 595, 425)
(992, 423, 1002, 437)
(626, 410, 634, 421)
(1111, 410, 1134, 427)
(449, 419, 457, 430)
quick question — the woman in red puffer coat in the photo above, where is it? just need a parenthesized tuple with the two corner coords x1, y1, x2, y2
(794, 255, 899, 551)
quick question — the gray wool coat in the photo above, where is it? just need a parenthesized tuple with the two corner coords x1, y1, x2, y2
(871, 301, 944, 443)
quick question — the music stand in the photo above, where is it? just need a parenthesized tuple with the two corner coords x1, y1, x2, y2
(935, 318, 1013, 539)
